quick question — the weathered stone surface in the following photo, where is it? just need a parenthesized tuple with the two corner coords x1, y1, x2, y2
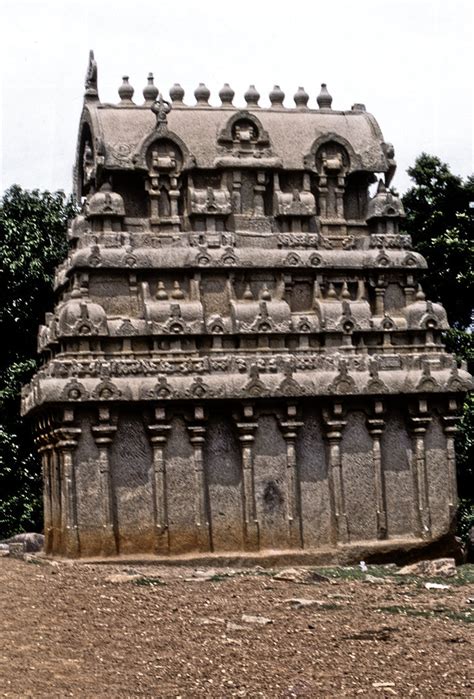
(21, 53, 472, 561)
(273, 568, 330, 584)
(283, 598, 327, 609)
(396, 558, 457, 578)
(8, 543, 26, 559)
(241, 614, 272, 625)
(104, 573, 142, 584)
(2, 533, 44, 553)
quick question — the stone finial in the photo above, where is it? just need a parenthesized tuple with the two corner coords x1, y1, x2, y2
(341, 281, 351, 299)
(351, 103, 366, 112)
(294, 86, 309, 109)
(171, 281, 185, 299)
(244, 85, 260, 108)
(118, 76, 134, 104)
(317, 83, 332, 109)
(269, 85, 285, 108)
(151, 94, 171, 128)
(194, 83, 210, 106)
(169, 83, 185, 105)
(84, 50, 99, 102)
(156, 281, 168, 300)
(243, 283, 254, 300)
(416, 285, 426, 302)
(219, 83, 235, 107)
(143, 73, 158, 104)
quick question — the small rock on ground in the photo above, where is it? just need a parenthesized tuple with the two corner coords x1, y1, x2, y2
(283, 598, 326, 609)
(397, 558, 457, 578)
(273, 567, 330, 584)
(1, 533, 44, 553)
(241, 614, 272, 625)
(105, 573, 143, 584)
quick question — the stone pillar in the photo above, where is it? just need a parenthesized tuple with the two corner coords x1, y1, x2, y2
(279, 403, 303, 548)
(49, 443, 62, 554)
(409, 401, 432, 539)
(43, 444, 55, 554)
(186, 405, 211, 552)
(253, 172, 266, 216)
(367, 401, 387, 539)
(323, 403, 349, 544)
(169, 177, 181, 231)
(335, 175, 345, 219)
(147, 405, 172, 554)
(318, 176, 328, 218)
(91, 407, 118, 556)
(35, 420, 54, 554)
(54, 410, 81, 557)
(375, 285, 385, 317)
(235, 404, 260, 550)
(232, 171, 242, 212)
(442, 399, 460, 519)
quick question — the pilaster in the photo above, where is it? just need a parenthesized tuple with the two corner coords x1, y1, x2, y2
(54, 409, 81, 557)
(442, 398, 461, 519)
(408, 399, 432, 539)
(367, 400, 387, 539)
(186, 405, 211, 552)
(235, 403, 260, 550)
(35, 416, 55, 554)
(278, 403, 304, 548)
(323, 402, 349, 544)
(91, 406, 118, 556)
(147, 405, 172, 554)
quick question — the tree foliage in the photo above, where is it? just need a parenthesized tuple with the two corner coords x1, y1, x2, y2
(402, 153, 473, 329)
(0, 186, 76, 537)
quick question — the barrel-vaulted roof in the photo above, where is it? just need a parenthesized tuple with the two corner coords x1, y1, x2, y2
(75, 96, 393, 195)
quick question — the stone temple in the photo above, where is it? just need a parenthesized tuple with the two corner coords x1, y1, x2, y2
(22, 52, 472, 561)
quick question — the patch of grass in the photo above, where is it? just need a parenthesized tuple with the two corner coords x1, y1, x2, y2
(314, 564, 474, 587)
(377, 605, 473, 625)
(400, 564, 474, 590)
(133, 577, 166, 587)
(239, 569, 275, 578)
(315, 565, 393, 581)
(443, 564, 474, 586)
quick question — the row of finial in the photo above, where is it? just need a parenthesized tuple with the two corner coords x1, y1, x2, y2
(115, 75, 361, 110)
(85, 53, 365, 111)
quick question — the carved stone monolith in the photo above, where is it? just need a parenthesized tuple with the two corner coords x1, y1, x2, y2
(22, 54, 472, 560)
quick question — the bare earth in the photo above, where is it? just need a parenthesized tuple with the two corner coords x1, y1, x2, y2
(0, 557, 472, 698)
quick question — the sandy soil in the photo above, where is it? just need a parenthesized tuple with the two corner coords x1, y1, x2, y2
(0, 557, 472, 698)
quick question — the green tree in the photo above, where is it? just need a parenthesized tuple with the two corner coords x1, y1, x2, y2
(0, 186, 76, 537)
(402, 153, 473, 329)
(402, 154, 474, 542)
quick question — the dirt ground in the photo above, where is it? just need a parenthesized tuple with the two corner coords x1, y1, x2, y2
(0, 557, 472, 698)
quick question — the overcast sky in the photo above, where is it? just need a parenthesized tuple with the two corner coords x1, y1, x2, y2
(0, 0, 472, 195)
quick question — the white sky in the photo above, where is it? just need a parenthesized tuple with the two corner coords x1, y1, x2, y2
(0, 0, 473, 195)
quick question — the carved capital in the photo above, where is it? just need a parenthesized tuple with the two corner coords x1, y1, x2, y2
(408, 415, 432, 435)
(441, 414, 460, 436)
(91, 424, 117, 447)
(54, 426, 82, 451)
